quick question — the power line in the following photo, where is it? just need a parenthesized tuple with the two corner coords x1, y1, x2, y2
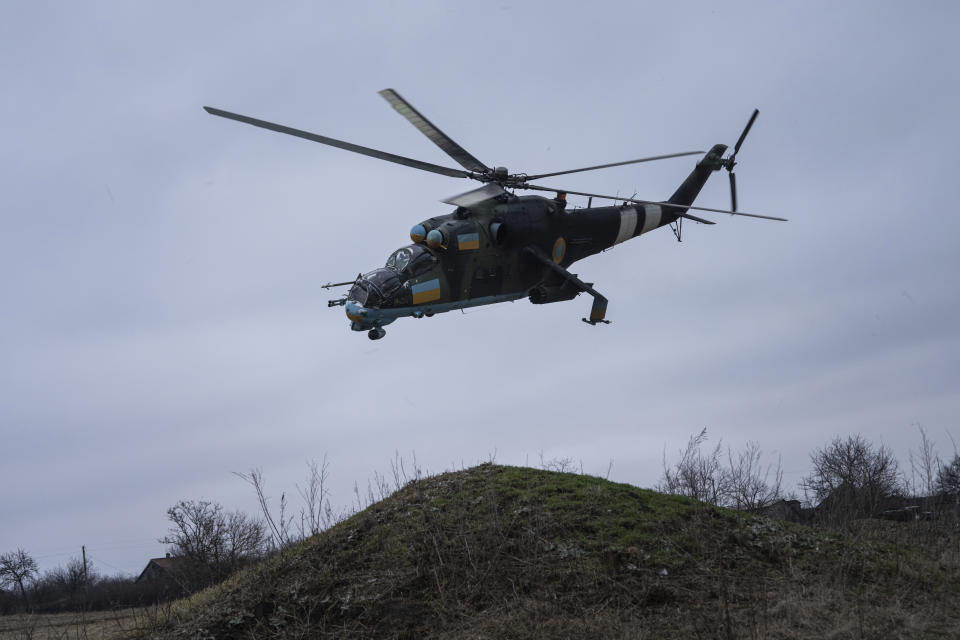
(27, 538, 159, 560)
(87, 555, 127, 574)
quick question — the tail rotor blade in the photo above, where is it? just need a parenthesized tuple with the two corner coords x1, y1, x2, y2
(729, 172, 738, 212)
(733, 109, 759, 156)
(725, 109, 756, 212)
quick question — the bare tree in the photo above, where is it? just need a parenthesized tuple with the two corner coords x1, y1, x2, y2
(939, 455, 960, 495)
(539, 451, 578, 474)
(0, 548, 38, 610)
(160, 499, 268, 591)
(658, 429, 725, 506)
(659, 431, 783, 511)
(724, 441, 783, 510)
(49, 556, 94, 595)
(801, 434, 902, 524)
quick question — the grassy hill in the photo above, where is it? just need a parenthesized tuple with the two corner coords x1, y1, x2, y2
(140, 464, 960, 639)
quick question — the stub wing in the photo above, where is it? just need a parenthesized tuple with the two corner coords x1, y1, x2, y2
(524, 246, 610, 325)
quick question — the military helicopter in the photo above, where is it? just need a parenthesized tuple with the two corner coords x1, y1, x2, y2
(204, 90, 785, 340)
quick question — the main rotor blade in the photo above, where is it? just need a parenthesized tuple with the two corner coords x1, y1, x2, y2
(524, 150, 705, 181)
(522, 183, 787, 221)
(733, 109, 759, 156)
(378, 89, 490, 173)
(522, 185, 710, 224)
(203, 106, 472, 179)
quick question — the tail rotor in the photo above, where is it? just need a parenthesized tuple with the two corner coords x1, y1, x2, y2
(722, 109, 759, 212)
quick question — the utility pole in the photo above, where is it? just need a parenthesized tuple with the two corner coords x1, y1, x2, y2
(82, 545, 89, 606)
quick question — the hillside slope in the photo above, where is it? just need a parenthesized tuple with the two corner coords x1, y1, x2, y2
(147, 465, 960, 639)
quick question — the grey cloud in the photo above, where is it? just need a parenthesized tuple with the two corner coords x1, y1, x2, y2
(2, 1, 959, 575)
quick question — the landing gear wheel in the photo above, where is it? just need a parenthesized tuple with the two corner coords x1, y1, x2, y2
(368, 327, 386, 340)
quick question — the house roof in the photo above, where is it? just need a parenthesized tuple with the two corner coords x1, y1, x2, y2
(135, 555, 184, 583)
(149, 556, 178, 569)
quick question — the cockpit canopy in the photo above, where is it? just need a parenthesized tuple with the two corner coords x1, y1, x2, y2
(348, 268, 402, 308)
(346, 245, 439, 309)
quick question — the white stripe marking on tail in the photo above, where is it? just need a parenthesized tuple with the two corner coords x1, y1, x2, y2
(641, 204, 662, 234)
(615, 206, 638, 244)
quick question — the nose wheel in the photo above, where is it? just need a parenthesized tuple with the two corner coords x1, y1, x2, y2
(368, 327, 386, 340)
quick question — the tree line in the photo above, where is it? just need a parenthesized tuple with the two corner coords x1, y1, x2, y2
(0, 456, 338, 614)
(0, 550, 175, 615)
(658, 427, 960, 524)
(3, 433, 959, 615)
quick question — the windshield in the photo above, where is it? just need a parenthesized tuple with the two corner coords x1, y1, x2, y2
(347, 268, 402, 307)
(386, 247, 413, 272)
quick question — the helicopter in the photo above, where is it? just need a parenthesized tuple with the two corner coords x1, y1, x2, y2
(204, 89, 785, 340)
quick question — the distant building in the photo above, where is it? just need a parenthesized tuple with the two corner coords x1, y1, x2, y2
(878, 493, 960, 521)
(135, 554, 184, 584)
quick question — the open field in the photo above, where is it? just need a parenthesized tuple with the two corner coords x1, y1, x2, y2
(0, 608, 166, 640)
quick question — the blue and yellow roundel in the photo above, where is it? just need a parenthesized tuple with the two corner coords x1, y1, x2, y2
(552, 237, 566, 264)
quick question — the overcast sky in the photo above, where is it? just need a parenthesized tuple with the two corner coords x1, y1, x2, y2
(2, 1, 959, 576)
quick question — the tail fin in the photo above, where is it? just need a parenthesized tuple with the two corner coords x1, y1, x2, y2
(667, 143, 727, 208)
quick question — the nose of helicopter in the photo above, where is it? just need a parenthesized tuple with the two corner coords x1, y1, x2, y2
(343, 267, 409, 331)
(344, 277, 384, 330)
(344, 300, 366, 324)
(345, 298, 396, 333)
(346, 298, 383, 326)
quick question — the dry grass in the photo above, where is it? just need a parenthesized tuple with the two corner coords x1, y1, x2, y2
(0, 607, 171, 640)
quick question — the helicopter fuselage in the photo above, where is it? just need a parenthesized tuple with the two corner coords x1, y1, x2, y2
(342, 193, 683, 333)
(340, 143, 739, 338)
